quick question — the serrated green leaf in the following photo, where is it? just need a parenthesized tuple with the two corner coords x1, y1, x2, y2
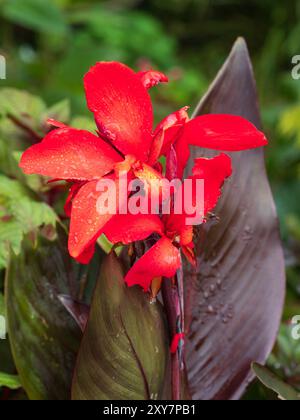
(0, 88, 46, 125)
(0, 220, 23, 269)
(0, 175, 57, 223)
(0, 175, 29, 201)
(10, 198, 58, 233)
(0, 175, 58, 268)
(0, 372, 21, 390)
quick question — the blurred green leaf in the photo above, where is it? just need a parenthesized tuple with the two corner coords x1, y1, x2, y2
(0, 175, 58, 268)
(70, 116, 96, 132)
(0, 372, 21, 390)
(0, 88, 46, 124)
(0, 138, 20, 177)
(0, 88, 46, 143)
(0, 220, 23, 269)
(10, 198, 57, 233)
(0, 175, 32, 200)
(69, 8, 176, 67)
(279, 105, 300, 145)
(50, 32, 115, 108)
(42, 99, 71, 126)
(268, 324, 300, 387)
(2, 0, 67, 35)
(252, 363, 300, 400)
(286, 214, 300, 242)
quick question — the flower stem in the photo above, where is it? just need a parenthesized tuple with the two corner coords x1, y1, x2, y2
(162, 269, 184, 400)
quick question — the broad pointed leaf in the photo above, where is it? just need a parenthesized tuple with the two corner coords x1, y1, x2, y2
(5, 237, 82, 400)
(72, 252, 168, 400)
(184, 38, 285, 400)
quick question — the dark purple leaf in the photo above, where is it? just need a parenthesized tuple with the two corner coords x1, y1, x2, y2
(184, 38, 286, 400)
(58, 295, 89, 332)
(72, 252, 169, 400)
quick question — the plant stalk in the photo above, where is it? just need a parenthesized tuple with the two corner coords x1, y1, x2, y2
(162, 269, 184, 400)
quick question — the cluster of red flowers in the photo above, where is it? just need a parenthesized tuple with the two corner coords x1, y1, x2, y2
(20, 62, 267, 291)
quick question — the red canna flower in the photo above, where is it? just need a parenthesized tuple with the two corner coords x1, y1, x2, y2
(20, 61, 268, 278)
(103, 153, 233, 291)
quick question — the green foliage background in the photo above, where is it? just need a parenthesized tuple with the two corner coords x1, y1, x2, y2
(0, 0, 300, 400)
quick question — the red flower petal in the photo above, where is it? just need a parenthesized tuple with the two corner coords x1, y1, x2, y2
(104, 214, 164, 244)
(152, 107, 190, 159)
(133, 161, 166, 204)
(153, 107, 190, 139)
(181, 244, 196, 267)
(180, 225, 193, 246)
(147, 129, 165, 166)
(166, 145, 178, 180)
(174, 135, 191, 179)
(64, 182, 85, 217)
(192, 153, 232, 215)
(20, 128, 122, 181)
(137, 70, 168, 89)
(47, 119, 67, 129)
(68, 176, 126, 262)
(75, 242, 96, 265)
(148, 108, 189, 167)
(149, 107, 190, 177)
(180, 114, 268, 151)
(173, 114, 267, 179)
(68, 180, 112, 262)
(84, 62, 153, 161)
(125, 237, 181, 291)
(165, 154, 232, 236)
